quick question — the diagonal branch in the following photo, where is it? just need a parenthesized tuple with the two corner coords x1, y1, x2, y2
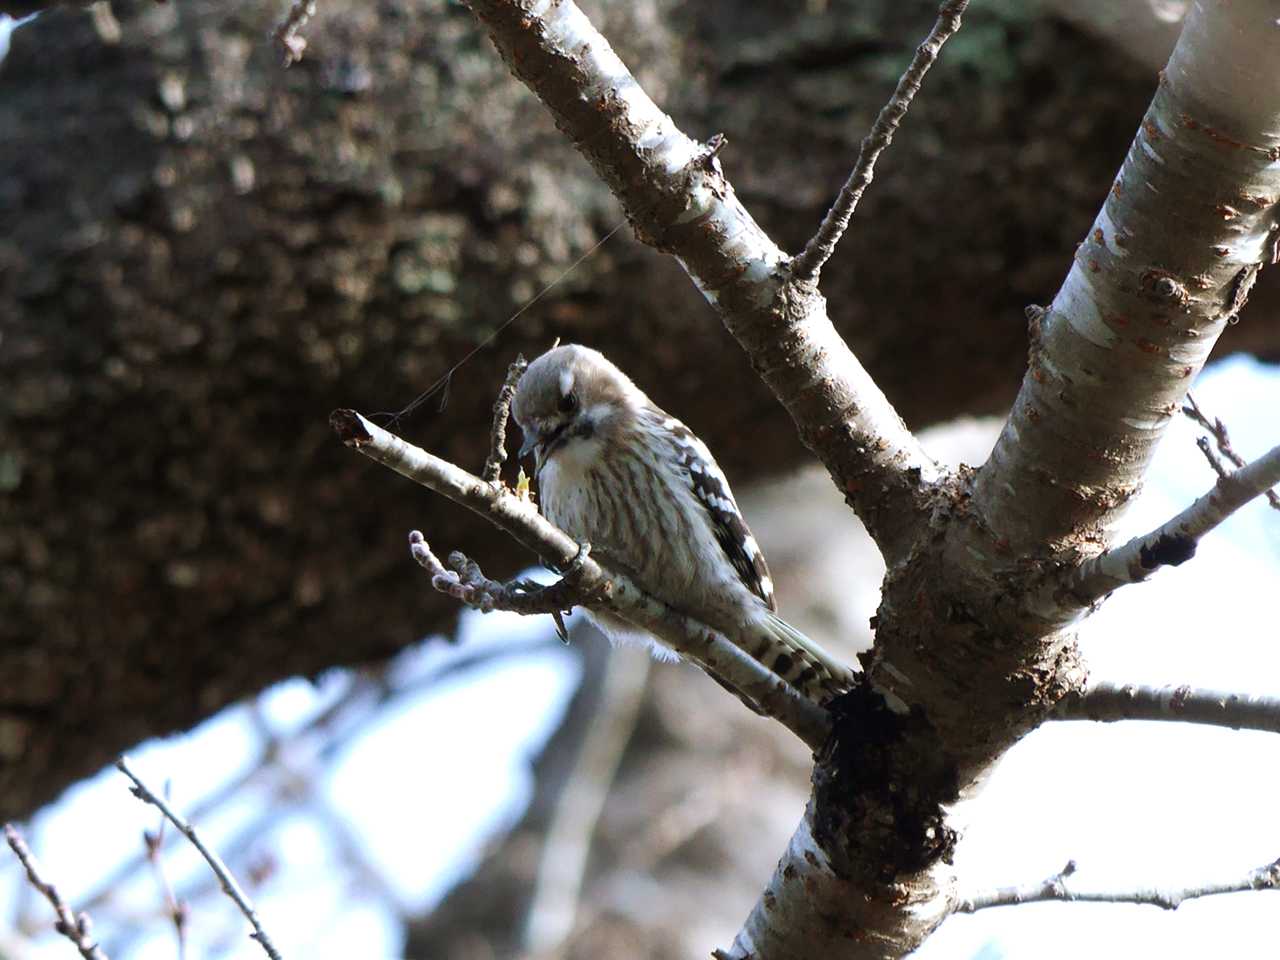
(4, 822, 109, 960)
(790, 0, 970, 281)
(1052, 682, 1280, 735)
(332, 409, 832, 749)
(460, 0, 937, 558)
(971, 0, 1280, 560)
(1061, 443, 1280, 607)
(273, 0, 318, 66)
(955, 856, 1280, 913)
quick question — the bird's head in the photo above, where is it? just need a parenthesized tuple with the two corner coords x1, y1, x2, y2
(511, 344, 646, 473)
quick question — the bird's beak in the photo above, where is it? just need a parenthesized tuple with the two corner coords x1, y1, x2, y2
(519, 430, 542, 470)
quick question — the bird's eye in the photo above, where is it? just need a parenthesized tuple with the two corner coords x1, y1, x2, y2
(557, 392, 577, 414)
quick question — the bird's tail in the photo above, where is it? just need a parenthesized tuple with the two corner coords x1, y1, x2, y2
(756, 612, 856, 702)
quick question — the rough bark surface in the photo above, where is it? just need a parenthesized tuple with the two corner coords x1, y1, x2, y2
(2, 0, 1277, 819)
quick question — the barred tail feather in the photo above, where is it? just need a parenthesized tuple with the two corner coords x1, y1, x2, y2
(759, 613, 856, 700)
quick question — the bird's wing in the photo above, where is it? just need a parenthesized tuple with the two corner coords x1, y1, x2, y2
(658, 414, 777, 611)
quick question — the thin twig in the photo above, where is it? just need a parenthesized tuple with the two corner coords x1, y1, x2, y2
(1052, 682, 1280, 734)
(332, 409, 832, 749)
(790, 0, 969, 280)
(114, 757, 284, 960)
(955, 856, 1280, 913)
(3, 823, 110, 960)
(1062, 442, 1280, 605)
(1183, 393, 1280, 511)
(483, 354, 528, 485)
(144, 799, 189, 960)
(272, 0, 317, 66)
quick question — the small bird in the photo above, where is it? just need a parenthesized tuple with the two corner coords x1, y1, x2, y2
(511, 343, 854, 700)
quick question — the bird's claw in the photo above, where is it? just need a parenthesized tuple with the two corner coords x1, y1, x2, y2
(561, 540, 591, 576)
(508, 575, 576, 644)
(542, 540, 591, 578)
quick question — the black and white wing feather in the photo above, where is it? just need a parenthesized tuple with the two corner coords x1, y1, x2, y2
(657, 414, 777, 611)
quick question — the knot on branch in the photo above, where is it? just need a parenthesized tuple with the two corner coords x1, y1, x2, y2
(814, 680, 959, 878)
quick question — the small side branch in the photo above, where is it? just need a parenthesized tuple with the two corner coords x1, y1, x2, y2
(955, 856, 1280, 913)
(334, 410, 831, 749)
(1184, 393, 1280, 511)
(482, 354, 527, 485)
(1052, 682, 1280, 735)
(115, 757, 283, 960)
(789, 0, 969, 281)
(1064, 442, 1280, 605)
(144, 812, 190, 960)
(273, 0, 318, 66)
(3, 823, 109, 960)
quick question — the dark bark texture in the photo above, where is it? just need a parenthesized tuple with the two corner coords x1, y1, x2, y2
(2, 0, 1276, 818)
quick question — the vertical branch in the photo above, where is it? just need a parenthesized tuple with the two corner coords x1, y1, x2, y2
(483, 354, 528, 485)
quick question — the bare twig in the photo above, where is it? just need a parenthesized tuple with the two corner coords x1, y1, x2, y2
(1052, 682, 1280, 734)
(955, 856, 1280, 913)
(789, 0, 969, 281)
(273, 0, 317, 66)
(1062, 442, 1280, 605)
(114, 757, 283, 960)
(4, 823, 110, 960)
(333, 409, 832, 748)
(1183, 393, 1280, 511)
(144, 802, 189, 960)
(483, 354, 528, 485)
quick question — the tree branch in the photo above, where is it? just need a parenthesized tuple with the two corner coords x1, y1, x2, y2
(333, 409, 832, 749)
(789, 0, 969, 281)
(955, 856, 1280, 913)
(459, 0, 937, 558)
(114, 757, 283, 960)
(972, 0, 1280, 559)
(482, 354, 528, 486)
(273, 0, 318, 66)
(1062, 443, 1280, 606)
(1053, 682, 1280, 735)
(3, 822, 109, 960)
